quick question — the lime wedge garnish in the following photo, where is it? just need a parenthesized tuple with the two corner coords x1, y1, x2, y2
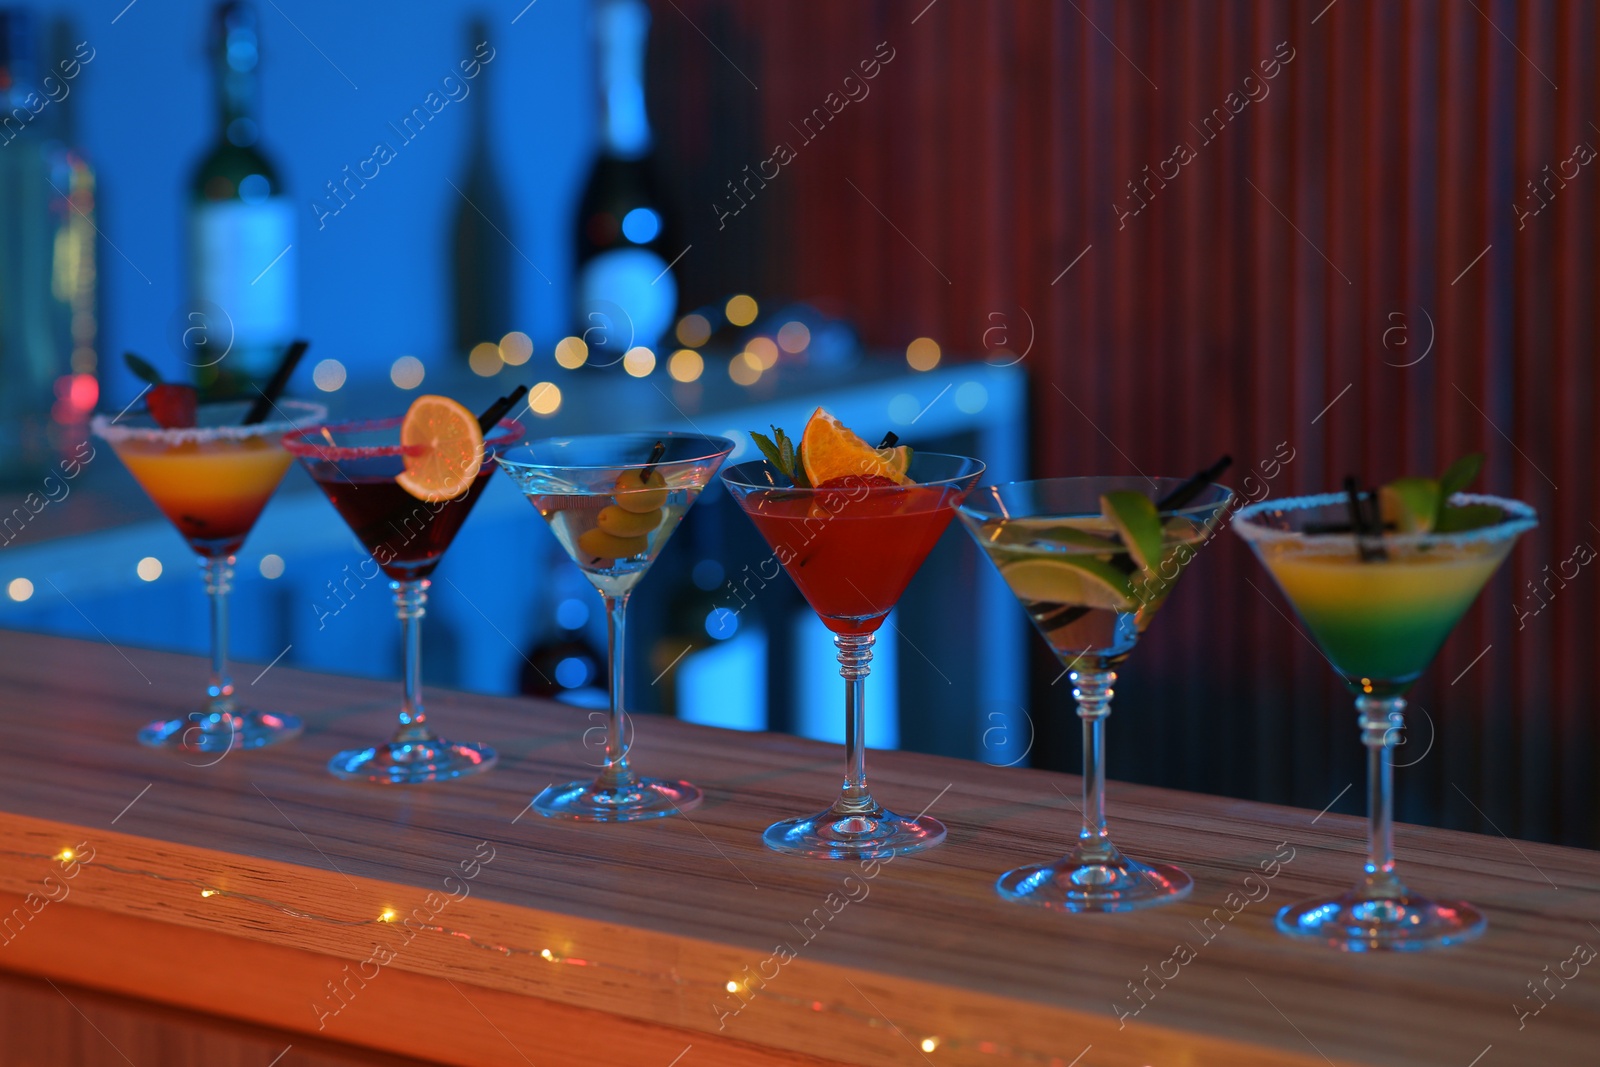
(1100, 491, 1163, 572)
(988, 519, 1122, 553)
(1435, 502, 1503, 532)
(1378, 477, 1441, 534)
(1000, 557, 1136, 611)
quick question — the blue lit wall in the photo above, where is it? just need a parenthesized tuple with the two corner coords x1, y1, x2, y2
(29, 0, 591, 406)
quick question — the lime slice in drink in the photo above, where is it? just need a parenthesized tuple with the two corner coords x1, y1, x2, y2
(1000, 557, 1137, 611)
(987, 517, 1122, 553)
(1379, 477, 1441, 534)
(1100, 491, 1163, 572)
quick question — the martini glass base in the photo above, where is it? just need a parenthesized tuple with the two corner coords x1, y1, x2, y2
(1277, 892, 1485, 951)
(534, 777, 702, 822)
(996, 855, 1193, 912)
(764, 808, 946, 859)
(139, 709, 303, 753)
(329, 740, 496, 785)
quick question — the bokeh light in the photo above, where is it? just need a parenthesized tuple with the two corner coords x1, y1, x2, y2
(312, 358, 346, 391)
(468, 342, 502, 376)
(776, 321, 810, 353)
(668, 349, 704, 383)
(622, 346, 656, 377)
(906, 336, 941, 371)
(744, 336, 779, 370)
(528, 382, 562, 415)
(259, 554, 285, 579)
(389, 355, 425, 389)
(954, 380, 989, 413)
(676, 313, 712, 347)
(499, 331, 534, 366)
(136, 557, 163, 582)
(554, 336, 589, 369)
(725, 294, 758, 327)
(728, 351, 763, 385)
(7, 578, 33, 602)
(621, 207, 662, 244)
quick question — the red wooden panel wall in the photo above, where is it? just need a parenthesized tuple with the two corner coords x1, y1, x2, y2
(652, 0, 1599, 845)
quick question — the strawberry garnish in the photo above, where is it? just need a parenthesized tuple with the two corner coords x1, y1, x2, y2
(147, 384, 198, 429)
(815, 473, 900, 514)
(124, 352, 198, 429)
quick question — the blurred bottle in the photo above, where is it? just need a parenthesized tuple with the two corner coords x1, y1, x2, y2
(0, 9, 98, 483)
(451, 18, 513, 361)
(188, 1, 295, 397)
(573, 0, 677, 361)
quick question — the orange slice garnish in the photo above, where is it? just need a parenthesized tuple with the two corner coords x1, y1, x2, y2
(799, 407, 911, 485)
(395, 395, 484, 502)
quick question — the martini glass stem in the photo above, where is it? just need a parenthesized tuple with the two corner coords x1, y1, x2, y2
(1072, 667, 1117, 863)
(1358, 695, 1406, 897)
(834, 631, 876, 814)
(392, 578, 434, 743)
(202, 555, 237, 719)
(597, 593, 637, 789)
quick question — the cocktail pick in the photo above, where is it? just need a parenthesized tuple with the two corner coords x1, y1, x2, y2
(640, 440, 667, 481)
(476, 384, 529, 433)
(1157, 454, 1232, 512)
(242, 339, 310, 425)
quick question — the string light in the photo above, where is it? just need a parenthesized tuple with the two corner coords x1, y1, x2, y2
(1, 847, 1087, 1064)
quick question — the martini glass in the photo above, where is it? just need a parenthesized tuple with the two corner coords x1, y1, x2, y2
(283, 415, 524, 784)
(957, 477, 1234, 910)
(722, 453, 985, 858)
(1234, 492, 1536, 950)
(498, 432, 735, 821)
(92, 399, 326, 752)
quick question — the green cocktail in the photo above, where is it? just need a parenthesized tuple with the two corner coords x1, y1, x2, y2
(1258, 543, 1510, 695)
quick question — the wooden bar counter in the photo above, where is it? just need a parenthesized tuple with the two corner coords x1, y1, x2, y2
(1, 631, 1596, 1066)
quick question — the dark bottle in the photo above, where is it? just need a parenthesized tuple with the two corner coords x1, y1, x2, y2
(573, 0, 677, 360)
(188, 1, 296, 397)
(451, 18, 513, 358)
(0, 9, 97, 482)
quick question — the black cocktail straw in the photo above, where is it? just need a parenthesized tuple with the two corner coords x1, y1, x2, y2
(876, 432, 899, 449)
(476, 384, 528, 434)
(1344, 476, 1388, 561)
(241, 339, 310, 425)
(1157, 454, 1232, 512)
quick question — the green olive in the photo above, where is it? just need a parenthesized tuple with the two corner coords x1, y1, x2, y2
(597, 505, 662, 537)
(614, 470, 668, 513)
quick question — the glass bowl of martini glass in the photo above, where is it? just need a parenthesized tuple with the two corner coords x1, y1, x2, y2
(93, 398, 326, 752)
(1234, 481, 1535, 949)
(721, 422, 984, 859)
(957, 475, 1234, 910)
(284, 398, 523, 784)
(498, 432, 734, 821)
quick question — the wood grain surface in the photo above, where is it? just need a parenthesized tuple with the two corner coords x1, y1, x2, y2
(1, 629, 1596, 1066)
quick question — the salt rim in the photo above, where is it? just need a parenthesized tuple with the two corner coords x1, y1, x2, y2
(282, 414, 524, 461)
(91, 399, 328, 445)
(1232, 491, 1538, 548)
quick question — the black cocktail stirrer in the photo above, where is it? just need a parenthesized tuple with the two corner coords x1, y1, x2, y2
(1156, 454, 1232, 512)
(476, 384, 529, 434)
(241, 339, 310, 425)
(1344, 476, 1389, 562)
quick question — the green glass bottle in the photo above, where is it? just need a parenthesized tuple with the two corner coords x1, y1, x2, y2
(187, 1, 296, 397)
